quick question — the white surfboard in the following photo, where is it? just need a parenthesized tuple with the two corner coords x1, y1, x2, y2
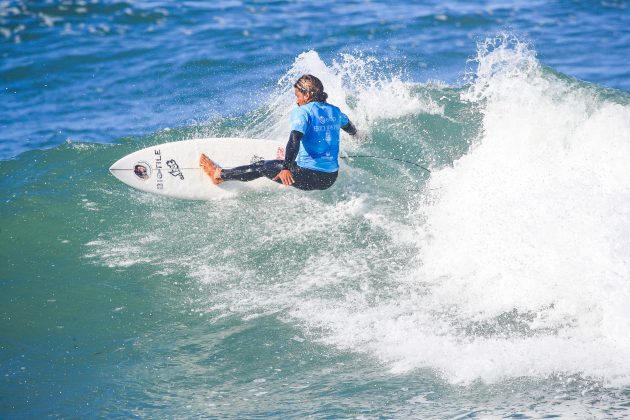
(109, 138, 286, 200)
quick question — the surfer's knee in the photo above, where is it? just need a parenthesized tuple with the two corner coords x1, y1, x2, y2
(262, 160, 284, 178)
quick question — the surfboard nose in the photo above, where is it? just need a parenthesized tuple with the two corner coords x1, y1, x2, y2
(108, 157, 127, 182)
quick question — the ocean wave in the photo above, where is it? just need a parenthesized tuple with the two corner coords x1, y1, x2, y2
(11, 36, 629, 388)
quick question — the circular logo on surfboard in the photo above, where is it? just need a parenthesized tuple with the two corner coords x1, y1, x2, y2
(134, 162, 151, 180)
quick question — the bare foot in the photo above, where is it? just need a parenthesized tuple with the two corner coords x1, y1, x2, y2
(199, 153, 223, 185)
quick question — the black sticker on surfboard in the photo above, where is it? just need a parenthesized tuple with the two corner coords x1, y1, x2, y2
(166, 159, 184, 180)
(134, 162, 151, 180)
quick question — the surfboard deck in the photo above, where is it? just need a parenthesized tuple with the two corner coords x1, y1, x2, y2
(109, 138, 286, 200)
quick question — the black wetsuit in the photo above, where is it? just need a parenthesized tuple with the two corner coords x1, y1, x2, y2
(221, 121, 356, 191)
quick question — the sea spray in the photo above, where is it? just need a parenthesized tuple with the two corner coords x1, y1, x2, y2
(247, 50, 444, 148)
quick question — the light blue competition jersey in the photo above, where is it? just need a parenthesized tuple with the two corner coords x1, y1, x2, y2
(290, 101, 349, 172)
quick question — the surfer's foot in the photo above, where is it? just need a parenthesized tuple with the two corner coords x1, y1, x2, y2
(199, 153, 223, 185)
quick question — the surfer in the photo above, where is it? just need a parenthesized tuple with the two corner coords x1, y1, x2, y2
(199, 74, 357, 190)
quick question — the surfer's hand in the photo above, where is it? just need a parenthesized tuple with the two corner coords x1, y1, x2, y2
(273, 169, 294, 186)
(352, 129, 369, 142)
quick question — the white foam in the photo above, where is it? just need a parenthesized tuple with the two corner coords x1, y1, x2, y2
(368, 35, 630, 384)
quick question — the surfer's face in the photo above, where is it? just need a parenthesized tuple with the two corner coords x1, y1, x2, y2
(294, 87, 310, 106)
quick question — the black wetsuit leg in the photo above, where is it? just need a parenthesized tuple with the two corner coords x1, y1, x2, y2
(221, 159, 283, 182)
(221, 160, 338, 191)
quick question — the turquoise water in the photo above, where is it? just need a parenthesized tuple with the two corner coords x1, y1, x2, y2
(2, 1, 630, 418)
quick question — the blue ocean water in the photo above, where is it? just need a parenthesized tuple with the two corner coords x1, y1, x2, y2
(2, 1, 630, 417)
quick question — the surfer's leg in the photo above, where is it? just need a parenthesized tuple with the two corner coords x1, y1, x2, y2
(221, 160, 284, 182)
(218, 159, 337, 190)
(291, 166, 338, 191)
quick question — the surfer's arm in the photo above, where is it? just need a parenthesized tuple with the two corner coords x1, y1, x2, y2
(282, 130, 303, 170)
(341, 120, 357, 135)
(272, 130, 302, 186)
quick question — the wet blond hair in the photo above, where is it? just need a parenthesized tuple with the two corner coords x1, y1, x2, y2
(294, 74, 328, 103)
